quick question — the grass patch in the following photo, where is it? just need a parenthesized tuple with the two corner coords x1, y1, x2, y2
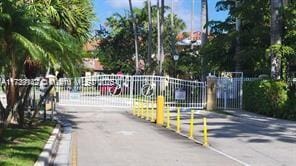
(0, 122, 55, 166)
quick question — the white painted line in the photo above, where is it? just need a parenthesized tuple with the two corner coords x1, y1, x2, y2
(165, 124, 250, 166)
(208, 146, 250, 166)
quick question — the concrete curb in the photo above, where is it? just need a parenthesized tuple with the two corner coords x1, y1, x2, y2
(34, 124, 61, 166)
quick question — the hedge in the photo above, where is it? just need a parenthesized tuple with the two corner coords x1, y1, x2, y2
(243, 80, 296, 120)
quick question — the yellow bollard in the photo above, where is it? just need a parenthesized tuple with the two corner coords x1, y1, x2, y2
(156, 96, 165, 125)
(146, 100, 149, 120)
(133, 101, 137, 116)
(150, 101, 154, 122)
(203, 117, 208, 146)
(189, 110, 194, 139)
(141, 99, 144, 119)
(137, 101, 141, 117)
(166, 107, 170, 128)
(176, 107, 181, 133)
(132, 102, 135, 115)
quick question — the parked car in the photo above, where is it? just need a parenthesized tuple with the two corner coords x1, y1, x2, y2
(99, 81, 121, 95)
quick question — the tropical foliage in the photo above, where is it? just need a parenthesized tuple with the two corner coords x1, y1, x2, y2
(201, 0, 296, 79)
(0, 0, 94, 135)
(94, 2, 186, 74)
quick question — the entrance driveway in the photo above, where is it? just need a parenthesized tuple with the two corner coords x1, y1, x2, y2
(58, 106, 239, 166)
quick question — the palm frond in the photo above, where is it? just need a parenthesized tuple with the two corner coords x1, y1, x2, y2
(12, 32, 46, 62)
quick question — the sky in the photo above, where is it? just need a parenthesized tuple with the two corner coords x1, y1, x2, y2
(92, 0, 228, 32)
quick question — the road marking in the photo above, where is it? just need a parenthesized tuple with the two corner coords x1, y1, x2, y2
(71, 132, 78, 166)
(158, 121, 250, 166)
(208, 146, 250, 166)
(117, 130, 135, 136)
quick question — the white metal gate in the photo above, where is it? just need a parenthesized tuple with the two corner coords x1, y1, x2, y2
(216, 72, 243, 110)
(56, 75, 207, 109)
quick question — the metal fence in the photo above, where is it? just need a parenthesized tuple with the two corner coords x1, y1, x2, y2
(56, 75, 207, 110)
(216, 72, 243, 110)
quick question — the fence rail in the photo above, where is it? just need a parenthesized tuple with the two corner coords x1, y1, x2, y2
(56, 75, 207, 110)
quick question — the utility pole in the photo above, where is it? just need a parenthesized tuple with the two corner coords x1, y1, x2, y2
(129, 0, 139, 74)
(147, 0, 152, 68)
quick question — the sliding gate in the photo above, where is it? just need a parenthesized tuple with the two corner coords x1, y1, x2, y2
(56, 75, 207, 109)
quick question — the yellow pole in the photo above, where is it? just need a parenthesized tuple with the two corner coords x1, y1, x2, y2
(176, 107, 181, 133)
(137, 100, 140, 117)
(166, 107, 170, 128)
(132, 102, 135, 115)
(146, 99, 149, 120)
(189, 110, 194, 139)
(141, 99, 144, 119)
(203, 117, 208, 146)
(156, 96, 164, 125)
(133, 100, 137, 116)
(150, 100, 154, 122)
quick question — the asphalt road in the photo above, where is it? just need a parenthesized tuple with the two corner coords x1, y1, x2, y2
(59, 106, 239, 166)
(169, 110, 296, 166)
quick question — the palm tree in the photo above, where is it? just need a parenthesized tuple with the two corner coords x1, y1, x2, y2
(147, 0, 152, 67)
(129, 0, 139, 74)
(0, 0, 86, 133)
(29, 0, 95, 40)
(200, 0, 208, 47)
(234, 0, 241, 72)
(159, 0, 165, 75)
(270, 0, 283, 80)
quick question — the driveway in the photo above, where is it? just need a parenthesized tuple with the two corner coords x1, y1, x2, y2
(58, 106, 239, 166)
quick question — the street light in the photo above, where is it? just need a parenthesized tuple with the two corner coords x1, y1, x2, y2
(173, 54, 179, 78)
(173, 54, 179, 61)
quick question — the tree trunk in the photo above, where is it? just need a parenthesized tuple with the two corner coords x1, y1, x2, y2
(159, 0, 165, 75)
(170, 0, 176, 56)
(200, 0, 208, 47)
(200, 0, 208, 80)
(234, 0, 241, 72)
(157, 0, 161, 74)
(29, 84, 54, 126)
(128, 0, 139, 74)
(191, 0, 195, 50)
(17, 85, 32, 128)
(270, 0, 282, 80)
(147, 0, 152, 70)
(282, 0, 288, 6)
(0, 51, 19, 137)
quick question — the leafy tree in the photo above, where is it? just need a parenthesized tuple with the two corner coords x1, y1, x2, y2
(94, 2, 185, 74)
(201, 0, 271, 76)
(28, 0, 95, 41)
(0, 0, 94, 134)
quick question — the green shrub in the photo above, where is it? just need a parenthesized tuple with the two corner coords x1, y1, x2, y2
(243, 80, 288, 117)
(282, 88, 296, 120)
